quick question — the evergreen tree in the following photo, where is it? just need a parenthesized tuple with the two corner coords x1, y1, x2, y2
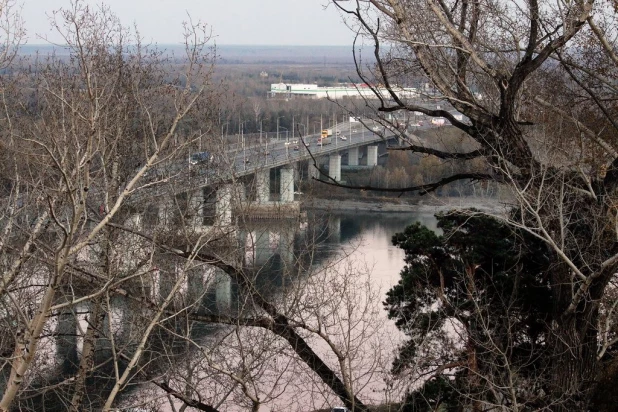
(386, 211, 553, 410)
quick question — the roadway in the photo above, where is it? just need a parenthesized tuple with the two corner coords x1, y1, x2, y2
(224, 116, 452, 175)
(227, 124, 388, 174)
(146, 111, 463, 196)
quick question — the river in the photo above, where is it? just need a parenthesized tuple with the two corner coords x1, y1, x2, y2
(146, 209, 440, 412)
(332, 210, 439, 285)
(187, 209, 441, 412)
(275, 209, 439, 411)
(29, 209, 441, 411)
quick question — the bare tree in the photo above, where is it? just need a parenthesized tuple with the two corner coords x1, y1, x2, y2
(327, 0, 618, 410)
(0, 3, 404, 411)
(0, 1, 220, 409)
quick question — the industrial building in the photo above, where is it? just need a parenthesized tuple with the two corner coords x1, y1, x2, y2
(268, 83, 418, 99)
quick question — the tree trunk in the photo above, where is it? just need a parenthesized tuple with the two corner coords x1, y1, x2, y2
(69, 297, 105, 412)
(550, 270, 603, 411)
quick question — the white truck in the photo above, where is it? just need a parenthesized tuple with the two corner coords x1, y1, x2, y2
(318, 136, 331, 145)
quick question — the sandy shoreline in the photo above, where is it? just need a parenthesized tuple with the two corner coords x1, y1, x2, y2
(302, 196, 510, 214)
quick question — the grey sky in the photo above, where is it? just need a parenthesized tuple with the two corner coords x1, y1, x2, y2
(22, 1, 354, 45)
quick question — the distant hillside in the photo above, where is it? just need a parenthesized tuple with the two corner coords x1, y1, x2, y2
(216, 45, 365, 65)
(19, 44, 373, 65)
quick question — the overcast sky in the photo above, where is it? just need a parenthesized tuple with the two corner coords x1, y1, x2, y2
(22, 0, 354, 46)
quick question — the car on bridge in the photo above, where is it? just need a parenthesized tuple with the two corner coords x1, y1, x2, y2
(189, 151, 212, 165)
(339, 135, 347, 141)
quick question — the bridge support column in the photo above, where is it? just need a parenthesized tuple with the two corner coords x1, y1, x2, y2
(257, 230, 272, 266)
(367, 145, 378, 167)
(187, 267, 208, 308)
(329, 154, 342, 182)
(215, 271, 231, 313)
(157, 196, 174, 226)
(256, 169, 270, 203)
(231, 182, 246, 207)
(308, 161, 320, 180)
(348, 147, 359, 166)
(190, 190, 204, 228)
(216, 185, 233, 226)
(328, 216, 341, 244)
(56, 301, 79, 368)
(280, 166, 295, 203)
(279, 227, 295, 269)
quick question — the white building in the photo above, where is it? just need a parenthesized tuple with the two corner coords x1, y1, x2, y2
(269, 83, 418, 100)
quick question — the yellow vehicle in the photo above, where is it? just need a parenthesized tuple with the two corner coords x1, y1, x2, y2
(321, 129, 330, 138)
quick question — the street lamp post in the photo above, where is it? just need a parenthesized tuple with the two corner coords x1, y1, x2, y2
(239, 121, 247, 169)
(276, 116, 286, 141)
(221, 122, 229, 150)
(349, 116, 352, 143)
(278, 125, 289, 157)
(297, 123, 307, 138)
(278, 125, 288, 141)
(313, 121, 320, 135)
(297, 123, 307, 155)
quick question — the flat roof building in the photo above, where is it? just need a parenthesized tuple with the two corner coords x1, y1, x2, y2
(269, 83, 417, 100)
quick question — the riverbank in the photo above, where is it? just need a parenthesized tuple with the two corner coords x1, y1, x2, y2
(302, 195, 511, 214)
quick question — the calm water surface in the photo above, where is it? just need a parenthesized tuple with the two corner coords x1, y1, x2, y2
(334, 210, 438, 285)
(139, 210, 441, 412)
(267, 210, 440, 411)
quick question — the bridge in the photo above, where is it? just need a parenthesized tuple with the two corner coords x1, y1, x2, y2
(136, 114, 456, 229)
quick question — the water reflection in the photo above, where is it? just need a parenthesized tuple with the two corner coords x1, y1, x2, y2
(335, 211, 439, 285)
(23, 209, 439, 411)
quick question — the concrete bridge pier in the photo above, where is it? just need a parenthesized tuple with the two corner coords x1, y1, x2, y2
(148, 267, 161, 301)
(157, 196, 175, 226)
(348, 147, 359, 166)
(245, 229, 272, 267)
(256, 169, 271, 203)
(278, 226, 296, 268)
(280, 165, 295, 203)
(231, 182, 246, 205)
(215, 271, 231, 313)
(308, 162, 320, 180)
(328, 216, 341, 244)
(187, 266, 210, 307)
(56, 303, 79, 370)
(367, 145, 378, 167)
(329, 154, 342, 182)
(97, 303, 126, 355)
(216, 184, 233, 226)
(190, 190, 205, 228)
(158, 266, 178, 305)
